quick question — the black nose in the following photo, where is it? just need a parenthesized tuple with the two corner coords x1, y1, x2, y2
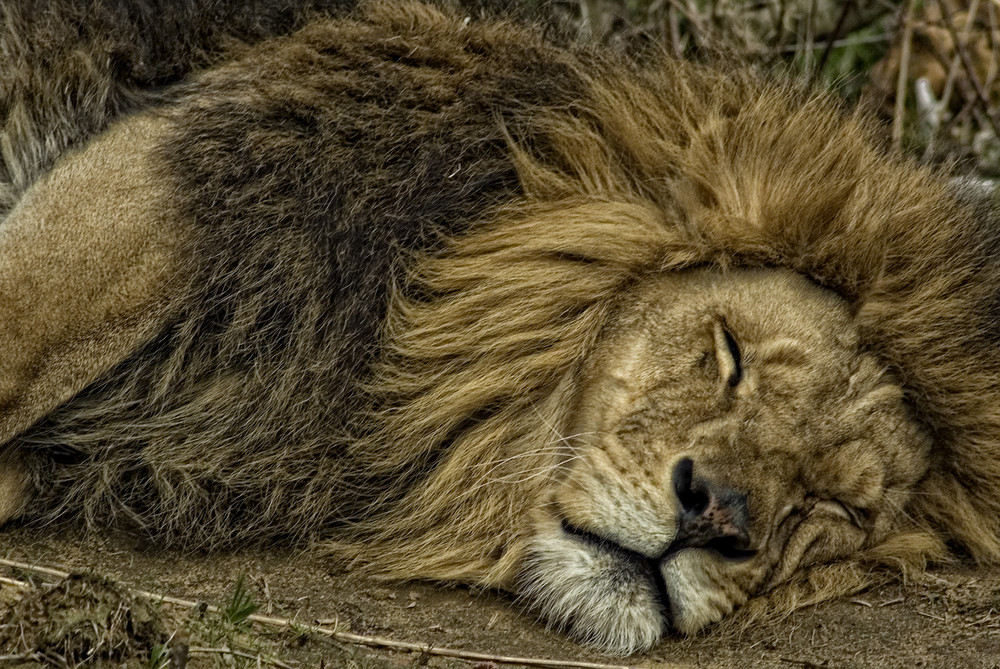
(669, 457, 753, 559)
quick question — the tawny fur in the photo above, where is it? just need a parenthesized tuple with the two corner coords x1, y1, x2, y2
(4, 0, 1000, 640)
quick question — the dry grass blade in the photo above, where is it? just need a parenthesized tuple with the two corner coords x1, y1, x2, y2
(894, 0, 917, 150)
(0, 558, 680, 669)
(188, 646, 295, 668)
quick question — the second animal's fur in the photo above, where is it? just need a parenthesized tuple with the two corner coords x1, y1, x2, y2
(3, 0, 1000, 655)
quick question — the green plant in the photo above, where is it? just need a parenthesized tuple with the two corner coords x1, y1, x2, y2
(222, 574, 260, 629)
(146, 642, 170, 669)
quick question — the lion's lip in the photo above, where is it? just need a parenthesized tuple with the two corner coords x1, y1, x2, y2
(559, 518, 757, 564)
(559, 519, 654, 560)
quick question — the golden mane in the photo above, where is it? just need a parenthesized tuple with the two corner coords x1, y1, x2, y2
(336, 46, 999, 594)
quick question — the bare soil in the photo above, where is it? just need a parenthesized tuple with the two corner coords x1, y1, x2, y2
(2, 526, 1000, 668)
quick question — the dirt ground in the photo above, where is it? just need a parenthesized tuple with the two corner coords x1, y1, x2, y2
(2, 526, 1000, 669)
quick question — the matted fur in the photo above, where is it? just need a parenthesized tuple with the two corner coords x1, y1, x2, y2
(5, 0, 1000, 652)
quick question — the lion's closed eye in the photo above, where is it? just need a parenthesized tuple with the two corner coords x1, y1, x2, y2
(713, 319, 742, 388)
(811, 499, 863, 527)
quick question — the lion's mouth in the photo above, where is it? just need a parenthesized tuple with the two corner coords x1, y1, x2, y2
(559, 518, 757, 565)
(554, 517, 758, 637)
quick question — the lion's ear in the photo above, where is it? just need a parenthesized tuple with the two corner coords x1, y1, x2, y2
(712, 318, 742, 387)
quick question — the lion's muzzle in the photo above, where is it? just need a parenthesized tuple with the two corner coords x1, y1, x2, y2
(669, 457, 753, 560)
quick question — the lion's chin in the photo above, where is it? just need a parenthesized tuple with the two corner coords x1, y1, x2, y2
(519, 523, 744, 655)
(519, 530, 666, 655)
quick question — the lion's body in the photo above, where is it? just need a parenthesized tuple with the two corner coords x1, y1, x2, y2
(4, 0, 1000, 654)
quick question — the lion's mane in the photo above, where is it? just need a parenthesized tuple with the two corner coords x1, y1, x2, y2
(11, 1, 1000, 595)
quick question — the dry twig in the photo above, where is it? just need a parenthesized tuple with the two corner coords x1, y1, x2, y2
(879, 597, 905, 607)
(815, 0, 855, 77)
(925, 0, 982, 158)
(894, 0, 917, 150)
(188, 646, 295, 668)
(0, 576, 30, 589)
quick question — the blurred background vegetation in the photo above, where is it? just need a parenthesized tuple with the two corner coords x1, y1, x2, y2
(489, 0, 1000, 177)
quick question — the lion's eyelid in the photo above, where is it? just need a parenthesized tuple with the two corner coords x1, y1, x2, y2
(812, 499, 862, 526)
(712, 319, 742, 387)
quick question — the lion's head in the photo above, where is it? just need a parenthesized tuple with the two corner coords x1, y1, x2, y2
(522, 268, 929, 652)
(331, 12, 1000, 653)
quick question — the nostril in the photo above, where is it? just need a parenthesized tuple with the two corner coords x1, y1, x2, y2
(667, 458, 755, 561)
(671, 457, 709, 516)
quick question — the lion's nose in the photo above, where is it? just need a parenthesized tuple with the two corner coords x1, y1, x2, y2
(668, 457, 753, 559)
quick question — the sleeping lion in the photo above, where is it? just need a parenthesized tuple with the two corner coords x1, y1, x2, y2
(2, 0, 1000, 656)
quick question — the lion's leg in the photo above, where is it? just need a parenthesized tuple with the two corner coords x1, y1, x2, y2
(0, 113, 190, 522)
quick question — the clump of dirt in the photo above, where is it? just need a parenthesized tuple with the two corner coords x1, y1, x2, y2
(0, 572, 170, 666)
